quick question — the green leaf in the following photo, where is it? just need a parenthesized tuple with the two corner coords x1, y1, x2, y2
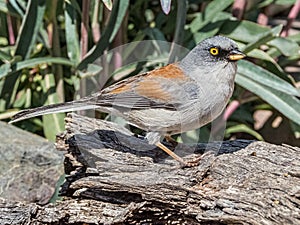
(109, 62, 138, 79)
(65, 1, 81, 64)
(221, 20, 270, 43)
(0, 49, 12, 61)
(0, 0, 46, 108)
(102, 0, 112, 10)
(0, 0, 9, 13)
(178, 129, 201, 143)
(258, 0, 275, 8)
(12, 88, 26, 108)
(237, 60, 300, 97)
(8, 0, 25, 17)
(192, 12, 232, 43)
(15, 0, 46, 59)
(235, 74, 300, 126)
(42, 113, 65, 141)
(247, 48, 279, 65)
(247, 49, 284, 73)
(0, 57, 74, 79)
(109, 0, 129, 43)
(274, 0, 296, 4)
(78, 64, 103, 78)
(41, 74, 65, 141)
(0, 63, 11, 79)
(15, 57, 75, 70)
(0, 109, 19, 120)
(77, 0, 129, 71)
(268, 37, 300, 57)
(243, 48, 288, 80)
(287, 32, 300, 43)
(190, 0, 233, 33)
(242, 25, 282, 53)
(168, 0, 186, 62)
(230, 105, 255, 124)
(226, 124, 264, 140)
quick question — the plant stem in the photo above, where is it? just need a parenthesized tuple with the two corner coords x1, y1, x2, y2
(232, 0, 247, 20)
(6, 13, 15, 45)
(80, 0, 90, 102)
(81, 1, 90, 60)
(169, 0, 187, 63)
(48, 0, 64, 102)
(224, 100, 241, 121)
(281, 0, 300, 37)
(92, 0, 101, 43)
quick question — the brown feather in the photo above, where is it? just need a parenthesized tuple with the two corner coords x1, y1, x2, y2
(135, 79, 172, 101)
(108, 63, 187, 102)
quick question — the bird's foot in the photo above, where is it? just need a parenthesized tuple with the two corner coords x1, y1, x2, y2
(180, 151, 216, 168)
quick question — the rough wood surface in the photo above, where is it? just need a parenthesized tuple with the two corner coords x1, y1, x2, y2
(1, 113, 299, 225)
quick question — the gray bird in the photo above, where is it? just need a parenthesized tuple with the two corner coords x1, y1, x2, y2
(10, 36, 245, 166)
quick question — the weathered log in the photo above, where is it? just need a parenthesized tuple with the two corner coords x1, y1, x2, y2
(1, 113, 299, 224)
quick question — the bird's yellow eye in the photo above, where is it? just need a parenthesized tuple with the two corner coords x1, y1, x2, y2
(210, 47, 219, 56)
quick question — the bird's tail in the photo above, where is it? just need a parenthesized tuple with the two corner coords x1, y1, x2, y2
(9, 100, 98, 123)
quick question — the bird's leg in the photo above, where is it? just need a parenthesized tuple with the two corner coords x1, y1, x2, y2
(165, 135, 178, 148)
(156, 142, 185, 165)
(156, 142, 199, 167)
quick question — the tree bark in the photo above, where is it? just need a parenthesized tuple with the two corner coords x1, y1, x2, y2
(1, 113, 299, 225)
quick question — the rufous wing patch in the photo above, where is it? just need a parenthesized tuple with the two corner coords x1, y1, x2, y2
(109, 83, 132, 94)
(148, 63, 187, 80)
(135, 79, 172, 102)
(108, 63, 186, 100)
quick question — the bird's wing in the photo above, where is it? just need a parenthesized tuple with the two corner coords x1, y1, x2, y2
(96, 63, 192, 110)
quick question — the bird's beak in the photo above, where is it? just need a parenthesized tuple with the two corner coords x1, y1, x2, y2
(228, 49, 246, 61)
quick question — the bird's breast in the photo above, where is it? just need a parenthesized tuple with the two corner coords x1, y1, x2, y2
(176, 62, 237, 131)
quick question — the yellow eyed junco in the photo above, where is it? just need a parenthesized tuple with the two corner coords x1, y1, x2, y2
(10, 36, 245, 167)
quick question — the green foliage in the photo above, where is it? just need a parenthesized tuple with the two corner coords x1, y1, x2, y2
(0, 0, 299, 144)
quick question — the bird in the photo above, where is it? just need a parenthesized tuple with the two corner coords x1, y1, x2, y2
(10, 36, 245, 167)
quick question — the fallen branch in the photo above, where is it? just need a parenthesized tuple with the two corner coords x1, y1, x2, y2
(1, 113, 299, 224)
